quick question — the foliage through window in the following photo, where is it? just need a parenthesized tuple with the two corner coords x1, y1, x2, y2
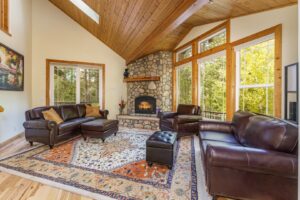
(0, 0, 9, 33)
(236, 38, 275, 116)
(51, 63, 103, 106)
(199, 54, 226, 120)
(176, 63, 192, 105)
(176, 46, 192, 62)
(199, 29, 226, 53)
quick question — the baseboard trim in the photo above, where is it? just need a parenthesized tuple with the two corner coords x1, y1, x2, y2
(0, 132, 25, 149)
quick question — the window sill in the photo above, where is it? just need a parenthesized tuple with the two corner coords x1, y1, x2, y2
(0, 27, 11, 36)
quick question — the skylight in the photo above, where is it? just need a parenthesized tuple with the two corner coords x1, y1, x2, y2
(70, 0, 100, 24)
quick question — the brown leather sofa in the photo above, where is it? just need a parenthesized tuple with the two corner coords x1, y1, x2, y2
(158, 104, 202, 138)
(199, 111, 298, 200)
(23, 104, 108, 148)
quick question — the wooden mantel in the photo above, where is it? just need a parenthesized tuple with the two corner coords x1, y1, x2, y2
(123, 76, 160, 82)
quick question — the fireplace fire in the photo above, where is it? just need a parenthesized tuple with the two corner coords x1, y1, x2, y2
(135, 96, 156, 114)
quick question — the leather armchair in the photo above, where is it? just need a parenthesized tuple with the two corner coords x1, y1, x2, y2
(199, 111, 298, 200)
(158, 104, 201, 138)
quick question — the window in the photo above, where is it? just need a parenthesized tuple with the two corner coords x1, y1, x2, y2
(236, 35, 275, 116)
(0, 0, 9, 33)
(48, 60, 104, 107)
(176, 46, 192, 62)
(198, 52, 226, 120)
(199, 29, 226, 53)
(176, 63, 192, 105)
(70, 0, 100, 24)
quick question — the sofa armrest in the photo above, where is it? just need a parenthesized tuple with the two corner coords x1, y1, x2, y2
(100, 110, 109, 119)
(158, 111, 178, 119)
(206, 145, 298, 178)
(199, 120, 233, 134)
(23, 120, 57, 130)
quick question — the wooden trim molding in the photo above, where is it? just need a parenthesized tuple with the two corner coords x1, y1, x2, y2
(172, 20, 282, 119)
(0, 0, 10, 35)
(231, 24, 282, 118)
(46, 59, 106, 109)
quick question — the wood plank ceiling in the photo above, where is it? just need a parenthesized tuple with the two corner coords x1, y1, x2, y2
(49, 0, 297, 64)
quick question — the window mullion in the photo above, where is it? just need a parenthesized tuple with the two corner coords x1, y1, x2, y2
(76, 67, 81, 104)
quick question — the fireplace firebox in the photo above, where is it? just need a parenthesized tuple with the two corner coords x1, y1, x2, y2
(135, 96, 156, 114)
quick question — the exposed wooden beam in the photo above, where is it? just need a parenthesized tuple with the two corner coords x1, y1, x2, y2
(126, 0, 209, 64)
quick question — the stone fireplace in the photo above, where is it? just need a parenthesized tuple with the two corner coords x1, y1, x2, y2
(126, 51, 173, 114)
(118, 51, 173, 130)
(135, 96, 156, 114)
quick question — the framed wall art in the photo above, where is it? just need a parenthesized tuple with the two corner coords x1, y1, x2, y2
(0, 43, 24, 91)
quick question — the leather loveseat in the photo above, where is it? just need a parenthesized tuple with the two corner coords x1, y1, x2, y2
(23, 104, 108, 148)
(158, 104, 202, 138)
(199, 111, 298, 200)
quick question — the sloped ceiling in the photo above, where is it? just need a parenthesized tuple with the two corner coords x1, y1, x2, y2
(49, 0, 297, 63)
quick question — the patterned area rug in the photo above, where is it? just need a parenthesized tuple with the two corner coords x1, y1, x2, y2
(0, 129, 198, 200)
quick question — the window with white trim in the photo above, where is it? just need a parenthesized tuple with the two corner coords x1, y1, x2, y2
(176, 46, 192, 62)
(235, 35, 275, 116)
(50, 63, 103, 107)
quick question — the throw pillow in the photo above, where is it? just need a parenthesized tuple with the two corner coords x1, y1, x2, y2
(85, 104, 101, 117)
(42, 108, 64, 124)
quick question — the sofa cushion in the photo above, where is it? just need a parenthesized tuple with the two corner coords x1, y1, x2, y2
(232, 111, 255, 142)
(60, 105, 80, 121)
(29, 106, 61, 120)
(242, 115, 298, 153)
(81, 119, 118, 132)
(201, 140, 241, 154)
(77, 104, 86, 118)
(58, 117, 93, 134)
(200, 131, 239, 144)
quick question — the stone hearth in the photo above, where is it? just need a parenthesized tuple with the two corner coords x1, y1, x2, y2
(117, 115, 159, 130)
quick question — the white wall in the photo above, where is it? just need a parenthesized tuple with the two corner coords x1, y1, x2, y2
(32, 0, 127, 119)
(0, 0, 32, 143)
(177, 5, 298, 117)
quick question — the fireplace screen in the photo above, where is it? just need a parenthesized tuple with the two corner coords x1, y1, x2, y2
(135, 96, 156, 114)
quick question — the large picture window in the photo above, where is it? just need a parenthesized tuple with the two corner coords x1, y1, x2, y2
(235, 35, 275, 116)
(176, 63, 192, 105)
(47, 60, 104, 107)
(198, 52, 226, 120)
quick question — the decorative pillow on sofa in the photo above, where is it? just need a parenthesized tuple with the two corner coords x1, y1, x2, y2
(85, 104, 101, 117)
(42, 108, 64, 124)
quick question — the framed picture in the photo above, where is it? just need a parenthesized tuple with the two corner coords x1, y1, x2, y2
(284, 63, 298, 123)
(0, 43, 24, 91)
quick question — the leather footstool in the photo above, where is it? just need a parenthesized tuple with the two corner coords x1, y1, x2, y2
(146, 131, 177, 169)
(81, 119, 118, 142)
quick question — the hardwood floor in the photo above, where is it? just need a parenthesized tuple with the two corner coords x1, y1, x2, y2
(0, 135, 232, 200)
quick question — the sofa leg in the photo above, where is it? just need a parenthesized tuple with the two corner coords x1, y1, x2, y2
(114, 132, 117, 136)
(29, 141, 33, 146)
(101, 138, 105, 143)
(49, 145, 54, 149)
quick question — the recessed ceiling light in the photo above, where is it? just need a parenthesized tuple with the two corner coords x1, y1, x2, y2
(70, 0, 100, 24)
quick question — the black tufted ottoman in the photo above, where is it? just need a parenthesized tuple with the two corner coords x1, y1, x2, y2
(146, 131, 177, 169)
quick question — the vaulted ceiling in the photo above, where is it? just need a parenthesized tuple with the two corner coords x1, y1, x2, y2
(49, 0, 297, 64)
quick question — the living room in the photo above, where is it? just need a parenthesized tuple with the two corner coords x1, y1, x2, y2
(0, 0, 299, 200)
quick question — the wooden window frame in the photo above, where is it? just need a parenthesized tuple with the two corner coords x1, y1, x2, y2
(0, 0, 10, 35)
(173, 20, 230, 111)
(230, 25, 282, 118)
(46, 59, 106, 109)
(172, 21, 282, 120)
